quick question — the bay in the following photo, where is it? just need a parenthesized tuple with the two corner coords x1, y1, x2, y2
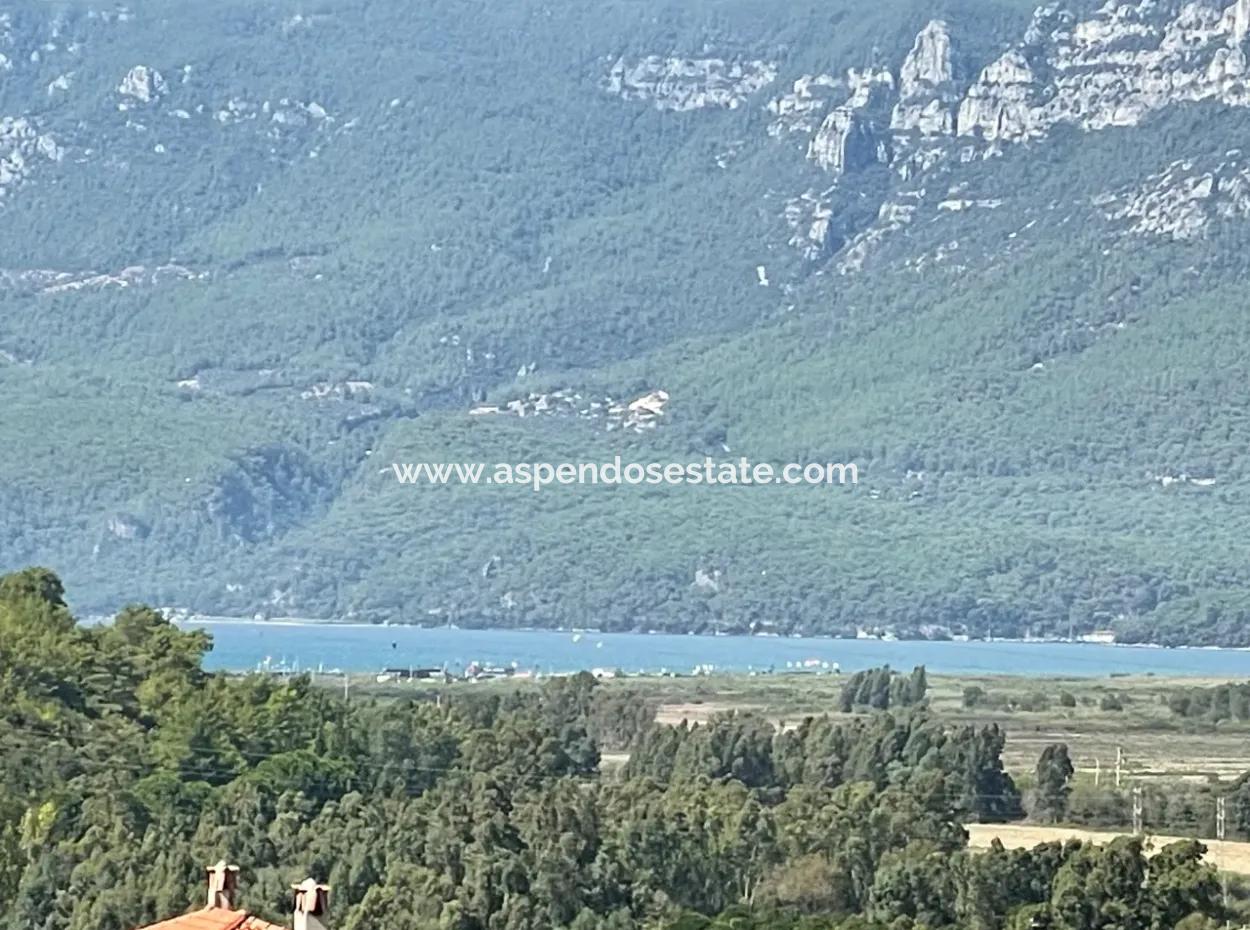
(183, 621, 1250, 678)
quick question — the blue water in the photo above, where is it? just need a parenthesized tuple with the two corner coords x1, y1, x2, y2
(185, 621, 1250, 678)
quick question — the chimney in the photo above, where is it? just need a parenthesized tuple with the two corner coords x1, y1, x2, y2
(292, 878, 330, 930)
(205, 861, 240, 910)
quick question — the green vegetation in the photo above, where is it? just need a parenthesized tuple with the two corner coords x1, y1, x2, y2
(0, 568, 1236, 930)
(1033, 745, 1075, 824)
(4, 0, 1250, 645)
(838, 665, 928, 712)
(1166, 681, 1250, 722)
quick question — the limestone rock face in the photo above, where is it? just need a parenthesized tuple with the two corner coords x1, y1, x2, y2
(845, 66, 895, 108)
(957, 51, 1044, 140)
(1006, 0, 1250, 134)
(807, 0, 1250, 161)
(1226, 0, 1250, 42)
(821, 1, 1250, 233)
(603, 56, 776, 111)
(0, 12, 12, 72)
(809, 109, 882, 173)
(891, 20, 959, 134)
(807, 67, 893, 173)
(767, 74, 842, 136)
(900, 20, 954, 94)
(606, 1, 1250, 266)
(0, 116, 62, 200)
(783, 189, 837, 260)
(117, 65, 166, 103)
(1101, 153, 1250, 238)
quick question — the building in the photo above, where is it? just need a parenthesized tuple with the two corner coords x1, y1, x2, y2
(136, 862, 329, 930)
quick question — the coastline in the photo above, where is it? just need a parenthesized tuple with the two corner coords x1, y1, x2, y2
(167, 616, 1250, 651)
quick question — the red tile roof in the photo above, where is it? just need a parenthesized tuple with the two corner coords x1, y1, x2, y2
(137, 907, 286, 930)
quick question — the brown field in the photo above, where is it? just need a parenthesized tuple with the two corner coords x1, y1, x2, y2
(967, 823, 1250, 875)
(653, 701, 768, 726)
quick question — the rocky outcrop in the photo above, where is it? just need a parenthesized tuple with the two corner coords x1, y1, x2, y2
(1101, 152, 1250, 238)
(957, 51, 1045, 141)
(795, 1, 1250, 164)
(836, 194, 920, 274)
(603, 56, 776, 111)
(1, 263, 205, 294)
(469, 388, 670, 433)
(108, 513, 150, 540)
(0, 117, 62, 200)
(985, 0, 1250, 136)
(809, 109, 887, 174)
(301, 380, 375, 401)
(807, 68, 893, 173)
(899, 20, 954, 94)
(783, 188, 838, 259)
(0, 13, 12, 72)
(767, 74, 842, 136)
(772, 1, 1250, 264)
(891, 20, 959, 134)
(117, 65, 166, 104)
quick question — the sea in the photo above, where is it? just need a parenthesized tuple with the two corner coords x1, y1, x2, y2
(180, 620, 1250, 678)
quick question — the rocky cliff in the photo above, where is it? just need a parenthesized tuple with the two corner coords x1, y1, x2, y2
(601, 0, 1250, 270)
(779, 0, 1250, 261)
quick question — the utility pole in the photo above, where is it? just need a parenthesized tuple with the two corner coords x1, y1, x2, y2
(1217, 797, 1229, 922)
(343, 672, 350, 702)
(1094, 758, 1101, 787)
(1116, 747, 1124, 788)
(1132, 785, 1143, 835)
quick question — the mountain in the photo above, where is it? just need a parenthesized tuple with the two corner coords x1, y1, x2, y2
(4, 0, 1250, 644)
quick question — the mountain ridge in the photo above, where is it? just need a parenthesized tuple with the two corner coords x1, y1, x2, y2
(3, 0, 1250, 644)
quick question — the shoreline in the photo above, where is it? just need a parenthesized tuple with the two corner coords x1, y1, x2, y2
(167, 616, 1250, 652)
(171, 620, 1250, 679)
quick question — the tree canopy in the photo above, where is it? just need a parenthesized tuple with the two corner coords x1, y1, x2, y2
(0, 570, 1229, 930)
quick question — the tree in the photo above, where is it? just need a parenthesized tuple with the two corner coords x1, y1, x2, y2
(1034, 745, 1075, 824)
(1047, 837, 1148, 930)
(0, 568, 66, 609)
(1148, 840, 1223, 930)
(0, 567, 73, 634)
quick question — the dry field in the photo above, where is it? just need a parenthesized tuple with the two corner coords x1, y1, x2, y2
(967, 823, 1250, 875)
(654, 701, 769, 726)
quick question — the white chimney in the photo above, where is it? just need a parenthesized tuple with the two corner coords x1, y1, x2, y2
(292, 878, 330, 930)
(205, 861, 239, 910)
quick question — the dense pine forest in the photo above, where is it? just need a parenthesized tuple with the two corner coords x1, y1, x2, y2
(0, 568, 1234, 930)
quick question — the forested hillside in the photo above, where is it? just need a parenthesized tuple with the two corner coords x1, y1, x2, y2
(0, 570, 1233, 930)
(5, 0, 1250, 641)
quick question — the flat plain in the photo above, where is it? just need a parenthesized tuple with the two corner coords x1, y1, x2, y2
(621, 672, 1250, 783)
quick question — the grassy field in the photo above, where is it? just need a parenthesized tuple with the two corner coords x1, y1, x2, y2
(587, 671, 1250, 784)
(345, 667, 1250, 786)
